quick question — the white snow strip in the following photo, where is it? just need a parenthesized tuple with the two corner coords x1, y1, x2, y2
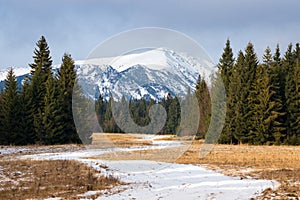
(18, 142, 279, 200)
(92, 160, 278, 200)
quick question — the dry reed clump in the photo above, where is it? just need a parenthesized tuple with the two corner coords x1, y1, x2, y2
(0, 159, 121, 199)
(250, 169, 300, 199)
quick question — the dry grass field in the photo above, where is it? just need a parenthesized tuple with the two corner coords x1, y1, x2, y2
(91, 133, 153, 148)
(0, 159, 121, 199)
(93, 134, 300, 199)
(1, 134, 299, 199)
(177, 141, 300, 199)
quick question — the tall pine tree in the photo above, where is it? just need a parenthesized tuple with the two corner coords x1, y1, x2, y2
(1, 68, 20, 145)
(239, 43, 259, 143)
(57, 53, 81, 143)
(248, 48, 278, 144)
(195, 75, 211, 139)
(218, 39, 235, 93)
(283, 43, 296, 143)
(19, 79, 36, 144)
(29, 36, 53, 142)
(285, 43, 300, 144)
(268, 46, 286, 144)
(43, 75, 64, 144)
(218, 40, 236, 143)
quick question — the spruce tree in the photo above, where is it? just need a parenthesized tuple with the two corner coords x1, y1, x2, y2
(219, 51, 242, 144)
(218, 39, 235, 93)
(249, 52, 279, 144)
(29, 36, 53, 141)
(268, 46, 286, 144)
(29, 36, 52, 75)
(195, 75, 211, 139)
(57, 53, 81, 143)
(137, 98, 149, 126)
(292, 57, 300, 144)
(1, 68, 20, 145)
(283, 43, 296, 143)
(171, 96, 181, 134)
(164, 94, 181, 134)
(178, 87, 200, 137)
(103, 96, 118, 133)
(217, 40, 235, 143)
(284, 43, 300, 144)
(19, 79, 36, 144)
(239, 43, 258, 143)
(96, 94, 106, 129)
(231, 51, 245, 143)
(72, 81, 93, 144)
(115, 95, 130, 132)
(205, 70, 226, 144)
(162, 93, 173, 134)
(43, 76, 64, 144)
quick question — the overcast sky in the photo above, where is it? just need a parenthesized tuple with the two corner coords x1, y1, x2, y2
(0, 0, 300, 70)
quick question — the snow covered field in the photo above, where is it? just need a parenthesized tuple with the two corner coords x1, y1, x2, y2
(12, 136, 278, 200)
(87, 160, 277, 200)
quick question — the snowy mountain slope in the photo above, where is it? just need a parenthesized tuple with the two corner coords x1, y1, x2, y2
(0, 66, 31, 82)
(0, 65, 60, 91)
(75, 48, 215, 101)
(0, 48, 215, 101)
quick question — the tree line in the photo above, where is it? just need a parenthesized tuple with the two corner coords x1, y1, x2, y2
(218, 40, 300, 145)
(0, 35, 209, 145)
(94, 39, 300, 146)
(95, 85, 208, 137)
(0, 36, 81, 145)
(0, 36, 299, 146)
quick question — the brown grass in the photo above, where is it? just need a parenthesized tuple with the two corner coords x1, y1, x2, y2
(90, 139, 300, 169)
(176, 141, 300, 199)
(91, 133, 153, 148)
(0, 159, 121, 199)
(176, 141, 300, 169)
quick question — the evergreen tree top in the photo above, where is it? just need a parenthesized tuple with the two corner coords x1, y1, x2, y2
(273, 44, 281, 64)
(293, 43, 300, 61)
(4, 68, 18, 94)
(218, 39, 235, 70)
(29, 36, 53, 75)
(263, 47, 273, 66)
(284, 43, 293, 63)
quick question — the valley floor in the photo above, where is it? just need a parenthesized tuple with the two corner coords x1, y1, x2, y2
(0, 134, 299, 199)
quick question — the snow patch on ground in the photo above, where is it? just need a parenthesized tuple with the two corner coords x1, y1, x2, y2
(0, 145, 82, 156)
(2, 137, 278, 200)
(18, 144, 279, 200)
(89, 160, 278, 200)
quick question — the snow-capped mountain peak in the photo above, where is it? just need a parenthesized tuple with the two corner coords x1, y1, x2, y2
(0, 48, 215, 101)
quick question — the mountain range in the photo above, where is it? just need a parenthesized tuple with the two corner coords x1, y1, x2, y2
(0, 48, 215, 101)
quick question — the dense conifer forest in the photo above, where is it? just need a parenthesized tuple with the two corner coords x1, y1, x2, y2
(0, 36, 299, 145)
(219, 40, 300, 145)
(0, 36, 81, 145)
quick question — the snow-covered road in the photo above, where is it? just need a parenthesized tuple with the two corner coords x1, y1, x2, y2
(18, 139, 278, 200)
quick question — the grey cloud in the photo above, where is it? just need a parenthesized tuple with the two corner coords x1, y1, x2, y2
(0, 0, 300, 69)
